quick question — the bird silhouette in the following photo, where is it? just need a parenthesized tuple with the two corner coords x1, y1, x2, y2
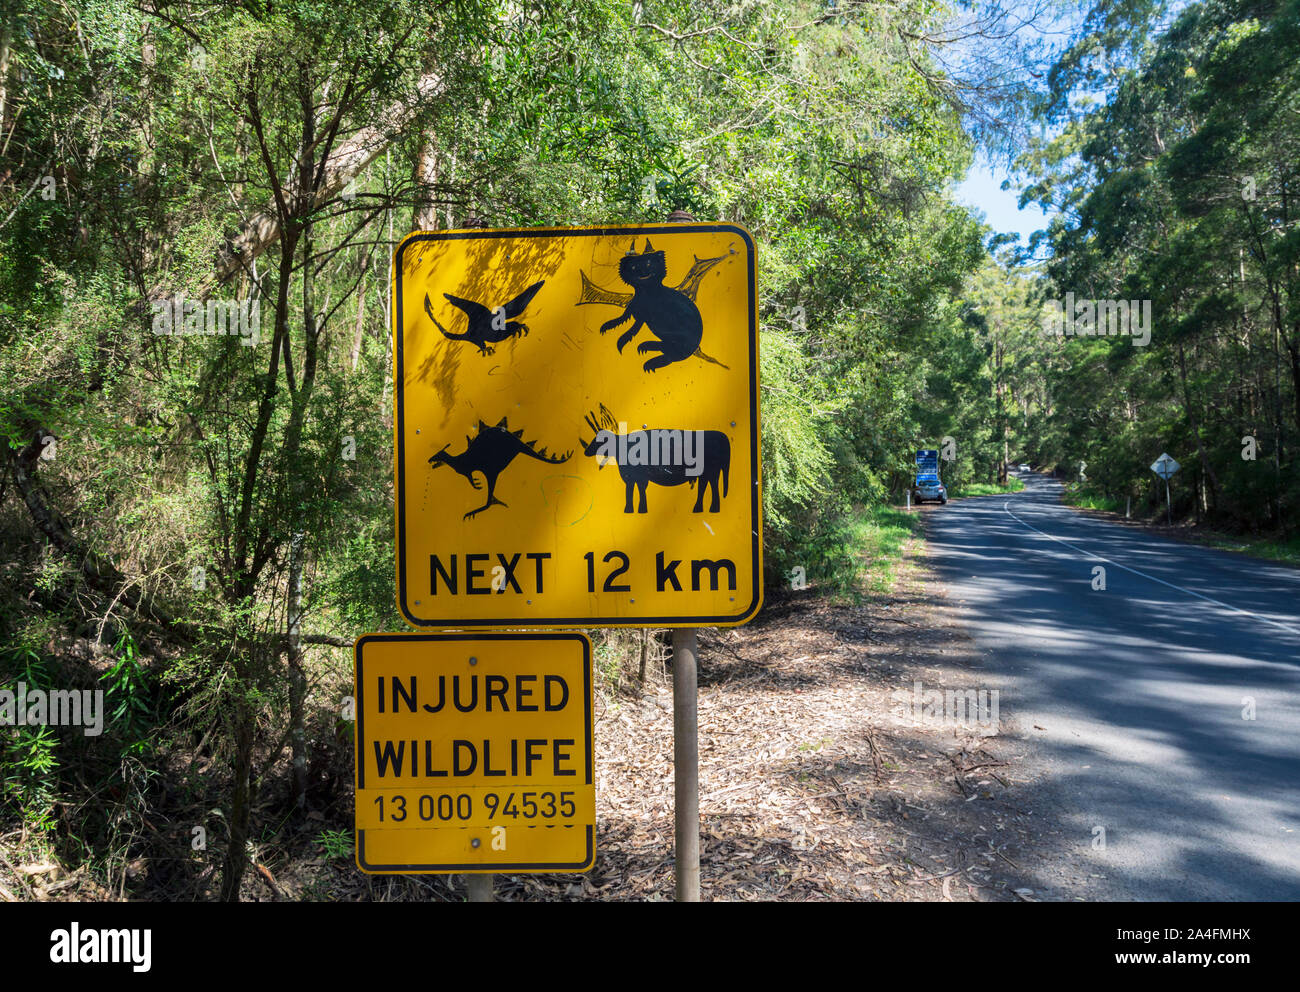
(424, 280, 545, 355)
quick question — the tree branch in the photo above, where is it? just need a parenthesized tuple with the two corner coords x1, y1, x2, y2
(192, 71, 446, 300)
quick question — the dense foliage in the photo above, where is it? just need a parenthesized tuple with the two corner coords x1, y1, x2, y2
(1017, 0, 1300, 528)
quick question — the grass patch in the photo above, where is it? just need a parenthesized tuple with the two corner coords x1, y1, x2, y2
(947, 478, 1025, 498)
(1060, 482, 1122, 512)
(1193, 533, 1300, 567)
(769, 503, 922, 602)
(1057, 485, 1300, 567)
(315, 829, 353, 861)
(848, 503, 924, 596)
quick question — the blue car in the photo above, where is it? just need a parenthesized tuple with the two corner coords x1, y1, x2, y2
(913, 473, 947, 505)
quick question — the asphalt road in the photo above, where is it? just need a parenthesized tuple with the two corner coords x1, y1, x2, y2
(924, 472, 1300, 900)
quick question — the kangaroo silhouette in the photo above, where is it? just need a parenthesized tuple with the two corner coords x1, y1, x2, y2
(578, 241, 728, 372)
(425, 280, 544, 355)
(430, 417, 571, 519)
(579, 405, 730, 513)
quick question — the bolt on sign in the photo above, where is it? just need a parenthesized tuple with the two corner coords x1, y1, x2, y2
(354, 632, 595, 874)
(392, 223, 762, 628)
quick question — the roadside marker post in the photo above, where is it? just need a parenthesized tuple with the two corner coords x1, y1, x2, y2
(1150, 452, 1181, 525)
(467, 874, 493, 902)
(666, 210, 701, 903)
(671, 626, 700, 901)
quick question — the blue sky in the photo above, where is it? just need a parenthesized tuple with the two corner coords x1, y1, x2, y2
(947, 0, 1089, 248)
(955, 156, 1054, 245)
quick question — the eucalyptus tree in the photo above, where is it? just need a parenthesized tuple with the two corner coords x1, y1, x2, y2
(1019, 0, 1300, 527)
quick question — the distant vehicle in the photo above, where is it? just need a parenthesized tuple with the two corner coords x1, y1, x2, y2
(1018, 463, 1031, 472)
(913, 474, 947, 504)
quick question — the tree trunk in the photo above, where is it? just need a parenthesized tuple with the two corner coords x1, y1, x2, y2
(194, 72, 446, 300)
(1288, 337, 1300, 442)
(995, 351, 1008, 485)
(0, 25, 11, 137)
(220, 697, 255, 902)
(1175, 340, 1220, 512)
(414, 139, 440, 230)
(279, 77, 327, 816)
(287, 531, 308, 811)
(382, 179, 395, 433)
(350, 256, 369, 371)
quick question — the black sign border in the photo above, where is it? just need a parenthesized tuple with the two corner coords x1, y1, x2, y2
(393, 224, 763, 630)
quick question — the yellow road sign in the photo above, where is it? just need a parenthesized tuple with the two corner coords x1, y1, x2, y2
(392, 223, 762, 628)
(354, 632, 594, 874)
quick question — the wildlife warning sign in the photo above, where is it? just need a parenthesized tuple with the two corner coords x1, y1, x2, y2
(392, 223, 761, 629)
(354, 632, 594, 873)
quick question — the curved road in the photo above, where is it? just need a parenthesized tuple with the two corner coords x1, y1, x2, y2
(925, 473, 1300, 900)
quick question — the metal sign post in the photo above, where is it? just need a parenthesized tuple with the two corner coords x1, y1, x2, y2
(1150, 452, 1181, 525)
(671, 627, 700, 901)
(666, 211, 701, 903)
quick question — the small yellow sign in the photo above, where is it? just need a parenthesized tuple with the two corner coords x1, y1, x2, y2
(354, 632, 594, 874)
(392, 223, 761, 628)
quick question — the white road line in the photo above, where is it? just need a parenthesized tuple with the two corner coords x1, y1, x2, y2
(1002, 499, 1300, 639)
